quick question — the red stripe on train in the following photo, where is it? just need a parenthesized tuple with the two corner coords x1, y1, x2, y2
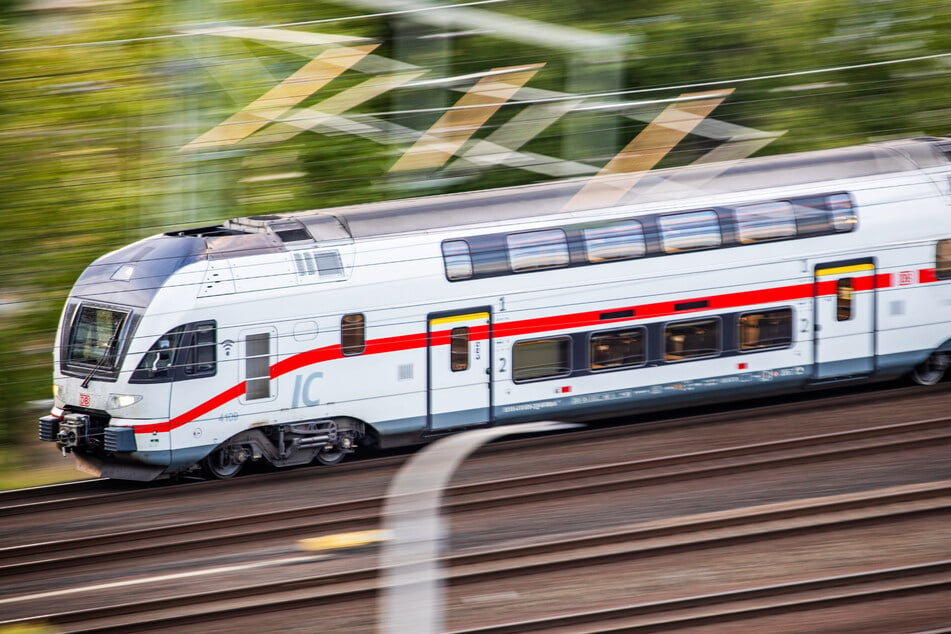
(134, 267, 930, 435)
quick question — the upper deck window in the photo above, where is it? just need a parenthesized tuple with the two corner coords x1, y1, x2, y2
(583, 220, 646, 262)
(507, 229, 569, 272)
(827, 193, 857, 232)
(735, 201, 796, 244)
(793, 192, 856, 235)
(442, 240, 473, 281)
(659, 210, 721, 253)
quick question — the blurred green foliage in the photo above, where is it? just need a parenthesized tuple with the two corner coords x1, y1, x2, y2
(0, 0, 949, 472)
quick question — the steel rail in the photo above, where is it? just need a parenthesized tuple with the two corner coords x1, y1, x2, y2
(2, 415, 950, 575)
(449, 560, 951, 633)
(5, 481, 948, 632)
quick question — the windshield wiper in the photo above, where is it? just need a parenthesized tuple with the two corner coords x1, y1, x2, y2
(81, 322, 123, 389)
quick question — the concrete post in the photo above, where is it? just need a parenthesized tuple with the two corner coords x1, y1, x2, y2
(379, 421, 578, 634)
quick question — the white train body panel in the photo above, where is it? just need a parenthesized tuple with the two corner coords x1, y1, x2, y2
(39, 138, 951, 479)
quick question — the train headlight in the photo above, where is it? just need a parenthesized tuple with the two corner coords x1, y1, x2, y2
(108, 394, 143, 410)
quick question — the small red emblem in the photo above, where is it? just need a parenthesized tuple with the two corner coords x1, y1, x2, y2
(79, 393, 91, 408)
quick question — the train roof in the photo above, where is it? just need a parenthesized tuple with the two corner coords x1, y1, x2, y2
(75, 136, 950, 307)
(223, 136, 951, 244)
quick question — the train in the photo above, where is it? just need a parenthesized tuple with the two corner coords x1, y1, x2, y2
(38, 136, 951, 480)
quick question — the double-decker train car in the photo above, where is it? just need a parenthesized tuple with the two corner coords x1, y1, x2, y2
(39, 137, 951, 480)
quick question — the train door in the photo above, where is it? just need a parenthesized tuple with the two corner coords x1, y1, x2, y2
(813, 260, 876, 380)
(427, 309, 492, 431)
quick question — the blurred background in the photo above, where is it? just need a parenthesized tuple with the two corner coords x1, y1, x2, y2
(1, 0, 950, 487)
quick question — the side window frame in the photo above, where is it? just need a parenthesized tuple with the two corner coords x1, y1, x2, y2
(936, 239, 951, 280)
(512, 336, 572, 383)
(658, 210, 722, 253)
(589, 327, 646, 371)
(245, 332, 272, 401)
(836, 278, 854, 321)
(450, 327, 470, 372)
(442, 240, 474, 281)
(738, 308, 794, 352)
(341, 313, 366, 356)
(507, 229, 570, 273)
(664, 317, 722, 362)
(583, 220, 646, 263)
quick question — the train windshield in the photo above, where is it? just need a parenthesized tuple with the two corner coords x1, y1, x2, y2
(66, 305, 130, 370)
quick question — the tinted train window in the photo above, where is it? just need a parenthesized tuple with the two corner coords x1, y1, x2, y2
(659, 210, 721, 253)
(442, 240, 473, 280)
(590, 328, 645, 370)
(836, 279, 854, 321)
(583, 221, 646, 262)
(245, 333, 271, 400)
(739, 308, 793, 351)
(450, 327, 469, 372)
(664, 318, 720, 361)
(792, 193, 856, 236)
(735, 201, 796, 244)
(131, 321, 216, 383)
(937, 239, 951, 280)
(341, 313, 366, 355)
(513, 337, 571, 382)
(827, 193, 857, 232)
(507, 229, 569, 272)
(67, 305, 128, 370)
(182, 322, 217, 375)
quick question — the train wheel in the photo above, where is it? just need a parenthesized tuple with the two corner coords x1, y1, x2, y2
(201, 445, 245, 479)
(910, 353, 948, 386)
(315, 449, 346, 466)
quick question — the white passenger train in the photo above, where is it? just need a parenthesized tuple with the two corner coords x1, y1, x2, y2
(39, 137, 951, 480)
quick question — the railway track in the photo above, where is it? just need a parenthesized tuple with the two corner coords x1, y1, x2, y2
(451, 560, 951, 633)
(3, 387, 949, 631)
(2, 415, 949, 578)
(4, 479, 948, 632)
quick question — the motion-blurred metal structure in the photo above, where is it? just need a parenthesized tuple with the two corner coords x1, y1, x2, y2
(379, 420, 578, 634)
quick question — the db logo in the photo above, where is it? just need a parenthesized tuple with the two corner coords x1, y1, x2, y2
(79, 394, 91, 408)
(899, 271, 915, 286)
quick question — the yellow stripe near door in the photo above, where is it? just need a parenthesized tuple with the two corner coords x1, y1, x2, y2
(815, 263, 874, 276)
(430, 312, 490, 326)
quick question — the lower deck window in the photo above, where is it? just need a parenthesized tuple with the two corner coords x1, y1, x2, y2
(590, 328, 645, 370)
(513, 337, 571, 382)
(739, 308, 793, 351)
(937, 239, 951, 280)
(665, 318, 720, 361)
